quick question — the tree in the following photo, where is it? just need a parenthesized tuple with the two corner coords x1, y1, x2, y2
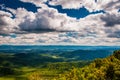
(94, 59, 102, 68)
(113, 50, 120, 60)
(28, 72, 42, 80)
(0, 61, 15, 76)
(105, 64, 115, 80)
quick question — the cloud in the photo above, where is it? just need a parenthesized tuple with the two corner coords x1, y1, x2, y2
(49, 0, 120, 13)
(104, 0, 120, 13)
(0, 0, 120, 45)
(20, 0, 47, 7)
(16, 7, 105, 34)
(100, 12, 120, 38)
(101, 13, 120, 27)
(0, 32, 120, 45)
(49, 0, 84, 9)
(108, 30, 120, 38)
(17, 7, 79, 33)
(104, 25, 120, 38)
(0, 11, 12, 25)
(0, 11, 16, 35)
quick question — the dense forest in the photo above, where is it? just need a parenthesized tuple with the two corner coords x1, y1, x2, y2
(0, 50, 120, 80)
(57, 50, 120, 80)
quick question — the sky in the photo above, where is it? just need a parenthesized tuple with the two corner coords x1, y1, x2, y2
(0, 0, 120, 45)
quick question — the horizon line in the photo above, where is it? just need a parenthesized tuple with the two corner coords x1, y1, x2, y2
(0, 44, 120, 47)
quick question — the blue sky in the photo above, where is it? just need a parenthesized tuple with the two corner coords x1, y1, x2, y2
(0, 0, 38, 12)
(0, 0, 120, 45)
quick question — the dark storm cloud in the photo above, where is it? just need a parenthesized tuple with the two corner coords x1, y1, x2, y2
(115, 5, 120, 10)
(101, 14, 120, 27)
(108, 31, 120, 38)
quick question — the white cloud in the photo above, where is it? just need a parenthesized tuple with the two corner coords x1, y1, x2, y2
(20, 0, 47, 7)
(17, 7, 78, 33)
(0, 11, 16, 34)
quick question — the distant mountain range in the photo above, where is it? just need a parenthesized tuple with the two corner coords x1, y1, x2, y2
(0, 45, 120, 52)
(0, 45, 120, 60)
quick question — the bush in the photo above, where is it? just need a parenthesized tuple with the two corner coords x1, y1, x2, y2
(0, 67, 15, 76)
(28, 72, 42, 80)
(113, 50, 120, 60)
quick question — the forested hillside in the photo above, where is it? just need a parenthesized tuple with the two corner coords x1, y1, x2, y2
(0, 50, 119, 80)
(58, 50, 120, 80)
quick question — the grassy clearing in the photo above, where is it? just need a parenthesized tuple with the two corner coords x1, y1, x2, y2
(0, 67, 61, 80)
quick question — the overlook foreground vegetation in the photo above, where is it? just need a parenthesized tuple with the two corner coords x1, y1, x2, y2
(57, 50, 120, 80)
(0, 50, 120, 80)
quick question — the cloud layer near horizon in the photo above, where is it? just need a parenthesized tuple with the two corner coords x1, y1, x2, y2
(0, 0, 120, 45)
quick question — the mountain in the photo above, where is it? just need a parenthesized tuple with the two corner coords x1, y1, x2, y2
(59, 50, 113, 60)
(0, 45, 120, 61)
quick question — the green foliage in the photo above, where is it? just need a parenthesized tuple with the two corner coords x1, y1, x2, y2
(0, 61, 17, 76)
(58, 50, 120, 80)
(105, 63, 115, 80)
(113, 50, 120, 60)
(0, 67, 15, 76)
(45, 61, 90, 71)
(28, 72, 41, 80)
(0, 53, 64, 67)
(94, 58, 103, 68)
(0, 50, 120, 80)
